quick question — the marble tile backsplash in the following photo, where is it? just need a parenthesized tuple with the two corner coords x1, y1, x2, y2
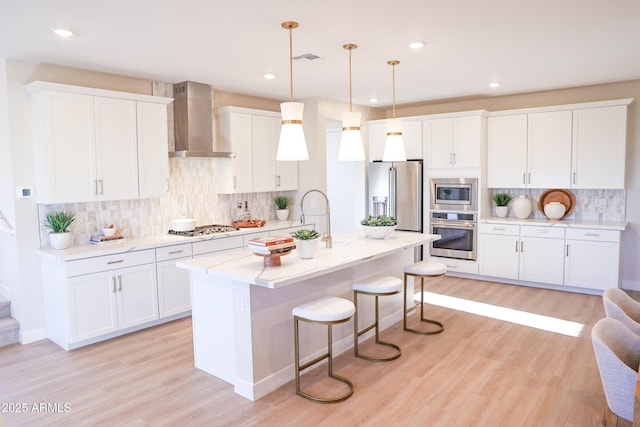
(490, 188, 626, 222)
(38, 158, 296, 246)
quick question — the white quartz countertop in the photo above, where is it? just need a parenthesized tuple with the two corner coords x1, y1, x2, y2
(480, 217, 627, 231)
(176, 230, 440, 289)
(35, 220, 308, 261)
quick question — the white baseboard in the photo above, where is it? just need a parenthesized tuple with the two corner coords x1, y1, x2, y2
(19, 327, 47, 345)
(622, 280, 640, 291)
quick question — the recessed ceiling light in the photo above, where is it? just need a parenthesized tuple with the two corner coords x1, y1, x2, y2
(409, 41, 424, 49)
(263, 73, 276, 80)
(489, 81, 501, 88)
(52, 28, 74, 38)
(369, 97, 379, 104)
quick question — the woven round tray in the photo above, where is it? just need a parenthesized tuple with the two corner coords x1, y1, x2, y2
(537, 189, 576, 220)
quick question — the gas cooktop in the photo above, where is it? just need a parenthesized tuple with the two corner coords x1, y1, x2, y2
(168, 224, 240, 237)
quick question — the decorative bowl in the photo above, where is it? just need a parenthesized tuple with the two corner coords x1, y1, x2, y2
(363, 225, 396, 239)
(544, 202, 567, 220)
(102, 227, 117, 236)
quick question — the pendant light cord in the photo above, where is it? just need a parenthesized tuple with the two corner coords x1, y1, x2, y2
(348, 47, 353, 112)
(392, 63, 396, 119)
(288, 27, 293, 102)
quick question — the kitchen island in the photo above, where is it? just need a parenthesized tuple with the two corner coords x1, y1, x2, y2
(176, 230, 439, 400)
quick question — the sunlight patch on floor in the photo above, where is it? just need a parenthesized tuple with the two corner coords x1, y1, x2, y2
(418, 291, 584, 337)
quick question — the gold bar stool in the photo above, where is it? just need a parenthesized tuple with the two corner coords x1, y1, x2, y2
(353, 276, 403, 362)
(403, 261, 446, 335)
(292, 296, 356, 403)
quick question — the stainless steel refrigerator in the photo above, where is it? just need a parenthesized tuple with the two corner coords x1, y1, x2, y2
(368, 160, 422, 232)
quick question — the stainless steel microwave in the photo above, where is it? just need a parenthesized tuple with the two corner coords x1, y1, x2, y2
(430, 178, 478, 211)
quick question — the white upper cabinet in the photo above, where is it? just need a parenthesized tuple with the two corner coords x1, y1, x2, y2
(425, 114, 486, 169)
(487, 114, 527, 188)
(571, 105, 628, 189)
(137, 102, 170, 198)
(527, 110, 572, 188)
(215, 107, 298, 194)
(367, 119, 422, 161)
(487, 99, 631, 189)
(25, 82, 172, 204)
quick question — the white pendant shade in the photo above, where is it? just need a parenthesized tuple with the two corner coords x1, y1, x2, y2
(338, 111, 365, 161)
(382, 118, 407, 162)
(277, 101, 308, 161)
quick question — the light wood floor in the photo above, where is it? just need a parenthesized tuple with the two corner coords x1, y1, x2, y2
(0, 276, 609, 426)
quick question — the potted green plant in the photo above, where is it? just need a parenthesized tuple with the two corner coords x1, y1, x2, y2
(274, 196, 289, 221)
(492, 193, 512, 218)
(44, 211, 75, 249)
(291, 228, 320, 259)
(360, 215, 397, 239)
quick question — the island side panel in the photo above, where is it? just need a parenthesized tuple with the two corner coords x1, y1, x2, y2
(248, 248, 415, 399)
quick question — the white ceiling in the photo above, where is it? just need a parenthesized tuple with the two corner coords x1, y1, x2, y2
(1, 0, 639, 107)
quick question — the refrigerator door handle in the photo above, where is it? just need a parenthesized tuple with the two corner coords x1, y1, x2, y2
(389, 166, 397, 218)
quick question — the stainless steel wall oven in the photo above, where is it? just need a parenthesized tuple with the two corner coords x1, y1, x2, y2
(430, 211, 477, 260)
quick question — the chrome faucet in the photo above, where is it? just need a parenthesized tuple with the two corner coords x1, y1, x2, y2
(300, 189, 332, 248)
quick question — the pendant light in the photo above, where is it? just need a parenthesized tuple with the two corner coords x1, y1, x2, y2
(276, 21, 309, 161)
(382, 60, 407, 162)
(338, 43, 365, 161)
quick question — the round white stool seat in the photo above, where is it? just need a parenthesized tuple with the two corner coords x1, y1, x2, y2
(353, 276, 403, 294)
(292, 296, 355, 322)
(404, 261, 447, 276)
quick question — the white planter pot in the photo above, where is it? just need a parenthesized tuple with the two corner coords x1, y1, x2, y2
(494, 206, 509, 218)
(363, 225, 396, 239)
(49, 232, 72, 250)
(295, 239, 318, 259)
(276, 209, 289, 221)
(512, 195, 533, 219)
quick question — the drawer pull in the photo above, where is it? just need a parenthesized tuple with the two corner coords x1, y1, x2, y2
(168, 250, 184, 255)
(584, 233, 600, 237)
(493, 227, 506, 231)
(446, 264, 458, 269)
(107, 259, 125, 265)
(535, 229, 549, 234)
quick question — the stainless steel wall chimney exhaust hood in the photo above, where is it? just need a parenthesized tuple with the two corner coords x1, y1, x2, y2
(169, 81, 235, 158)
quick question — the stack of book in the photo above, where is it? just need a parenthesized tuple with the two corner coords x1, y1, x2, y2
(90, 234, 125, 245)
(247, 236, 295, 255)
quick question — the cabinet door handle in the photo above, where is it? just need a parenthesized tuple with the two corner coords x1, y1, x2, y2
(573, 172, 576, 185)
(520, 241, 524, 252)
(99, 179, 103, 195)
(233, 177, 237, 189)
(112, 276, 116, 293)
(452, 152, 456, 165)
(94, 179, 99, 195)
(107, 259, 125, 265)
(522, 173, 526, 185)
(528, 173, 531, 184)
(515, 240, 519, 253)
(566, 244, 569, 257)
(277, 175, 281, 186)
(117, 275, 122, 291)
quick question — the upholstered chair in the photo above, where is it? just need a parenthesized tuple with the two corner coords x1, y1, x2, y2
(603, 288, 640, 336)
(592, 317, 640, 425)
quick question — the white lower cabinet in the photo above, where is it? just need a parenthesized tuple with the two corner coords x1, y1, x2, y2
(518, 226, 565, 285)
(479, 222, 620, 291)
(156, 243, 193, 318)
(478, 224, 520, 279)
(564, 228, 621, 290)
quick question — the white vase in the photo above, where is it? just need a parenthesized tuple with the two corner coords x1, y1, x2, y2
(295, 239, 318, 259)
(544, 202, 566, 220)
(49, 232, 72, 250)
(494, 206, 509, 218)
(512, 195, 533, 219)
(276, 209, 289, 221)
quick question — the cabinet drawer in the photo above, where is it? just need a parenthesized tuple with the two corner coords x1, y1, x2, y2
(65, 249, 156, 277)
(156, 243, 193, 262)
(565, 228, 620, 243)
(520, 226, 565, 239)
(479, 223, 519, 236)
(193, 236, 243, 256)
